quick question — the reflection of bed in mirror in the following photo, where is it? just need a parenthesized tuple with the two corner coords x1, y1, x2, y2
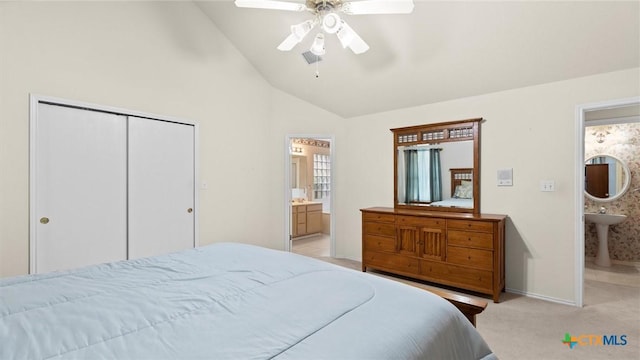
(430, 168, 473, 208)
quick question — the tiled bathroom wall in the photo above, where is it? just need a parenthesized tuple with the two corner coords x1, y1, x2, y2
(585, 122, 640, 262)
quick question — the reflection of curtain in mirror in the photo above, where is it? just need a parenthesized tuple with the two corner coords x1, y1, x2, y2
(405, 149, 420, 202)
(398, 149, 442, 203)
(429, 149, 442, 202)
(397, 150, 405, 201)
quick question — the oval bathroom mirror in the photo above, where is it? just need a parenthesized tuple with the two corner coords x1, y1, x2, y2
(585, 154, 631, 202)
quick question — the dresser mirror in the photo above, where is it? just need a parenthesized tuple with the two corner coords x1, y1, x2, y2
(392, 118, 481, 214)
(585, 154, 631, 202)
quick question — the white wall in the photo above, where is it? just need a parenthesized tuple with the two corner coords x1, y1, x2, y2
(336, 68, 640, 304)
(0, 1, 342, 277)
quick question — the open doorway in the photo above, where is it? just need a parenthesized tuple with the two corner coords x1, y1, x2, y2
(575, 97, 640, 307)
(284, 135, 334, 259)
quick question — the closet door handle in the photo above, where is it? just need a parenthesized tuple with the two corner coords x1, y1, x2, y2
(40, 217, 50, 224)
(187, 208, 193, 213)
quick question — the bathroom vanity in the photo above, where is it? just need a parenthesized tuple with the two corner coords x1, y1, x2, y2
(361, 118, 507, 302)
(292, 202, 322, 238)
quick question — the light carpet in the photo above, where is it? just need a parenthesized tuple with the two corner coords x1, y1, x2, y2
(317, 257, 640, 360)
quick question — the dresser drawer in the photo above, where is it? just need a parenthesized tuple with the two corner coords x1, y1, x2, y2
(306, 203, 322, 212)
(448, 230, 493, 249)
(364, 251, 419, 275)
(396, 215, 445, 229)
(363, 212, 395, 223)
(448, 219, 493, 233)
(420, 260, 493, 293)
(363, 222, 396, 237)
(447, 246, 493, 270)
(364, 235, 396, 253)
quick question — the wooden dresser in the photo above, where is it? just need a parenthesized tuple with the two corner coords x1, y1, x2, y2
(361, 207, 506, 302)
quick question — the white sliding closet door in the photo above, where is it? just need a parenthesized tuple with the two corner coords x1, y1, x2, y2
(128, 117, 195, 259)
(35, 104, 127, 273)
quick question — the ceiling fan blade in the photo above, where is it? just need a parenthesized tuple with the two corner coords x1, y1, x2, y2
(341, 0, 414, 15)
(235, 0, 307, 12)
(336, 20, 369, 54)
(277, 33, 301, 51)
(277, 19, 317, 51)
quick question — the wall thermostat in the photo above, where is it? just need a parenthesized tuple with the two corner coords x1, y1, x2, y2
(497, 168, 513, 186)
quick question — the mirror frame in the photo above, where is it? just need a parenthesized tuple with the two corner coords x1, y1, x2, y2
(392, 118, 482, 214)
(584, 154, 631, 202)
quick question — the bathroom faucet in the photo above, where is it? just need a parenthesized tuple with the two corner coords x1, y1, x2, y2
(598, 206, 606, 214)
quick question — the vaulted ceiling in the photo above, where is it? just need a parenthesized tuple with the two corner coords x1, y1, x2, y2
(197, 1, 640, 118)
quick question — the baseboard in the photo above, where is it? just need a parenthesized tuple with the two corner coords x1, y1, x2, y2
(505, 287, 577, 307)
(291, 233, 322, 241)
(585, 257, 640, 267)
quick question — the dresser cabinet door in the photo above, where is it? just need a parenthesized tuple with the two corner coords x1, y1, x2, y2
(397, 225, 418, 255)
(419, 227, 446, 261)
(396, 216, 446, 260)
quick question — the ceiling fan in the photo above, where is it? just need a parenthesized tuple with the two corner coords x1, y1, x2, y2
(235, 0, 414, 56)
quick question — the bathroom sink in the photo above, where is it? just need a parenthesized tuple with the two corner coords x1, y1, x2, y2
(585, 213, 627, 225)
(585, 213, 626, 267)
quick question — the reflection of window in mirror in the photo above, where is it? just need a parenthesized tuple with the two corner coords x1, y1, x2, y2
(397, 146, 442, 204)
(397, 141, 473, 206)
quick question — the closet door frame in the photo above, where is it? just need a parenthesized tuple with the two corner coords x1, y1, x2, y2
(29, 94, 200, 274)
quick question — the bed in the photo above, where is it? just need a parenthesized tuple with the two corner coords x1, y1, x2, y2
(0, 243, 496, 359)
(430, 168, 474, 208)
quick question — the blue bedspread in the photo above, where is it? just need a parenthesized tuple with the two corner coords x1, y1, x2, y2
(0, 243, 496, 359)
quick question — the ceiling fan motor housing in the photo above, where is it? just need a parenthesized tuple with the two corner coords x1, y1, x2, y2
(307, 0, 343, 12)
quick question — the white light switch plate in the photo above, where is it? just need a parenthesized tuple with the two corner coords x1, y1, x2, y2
(497, 168, 513, 186)
(540, 180, 555, 192)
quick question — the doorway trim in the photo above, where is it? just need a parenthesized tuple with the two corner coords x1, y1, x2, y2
(284, 134, 335, 257)
(574, 96, 640, 307)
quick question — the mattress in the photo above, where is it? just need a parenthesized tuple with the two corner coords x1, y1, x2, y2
(0, 243, 496, 359)
(430, 197, 474, 208)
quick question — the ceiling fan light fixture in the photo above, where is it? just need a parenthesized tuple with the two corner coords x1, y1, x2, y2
(278, 19, 318, 51)
(322, 13, 341, 34)
(291, 19, 315, 41)
(310, 33, 326, 56)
